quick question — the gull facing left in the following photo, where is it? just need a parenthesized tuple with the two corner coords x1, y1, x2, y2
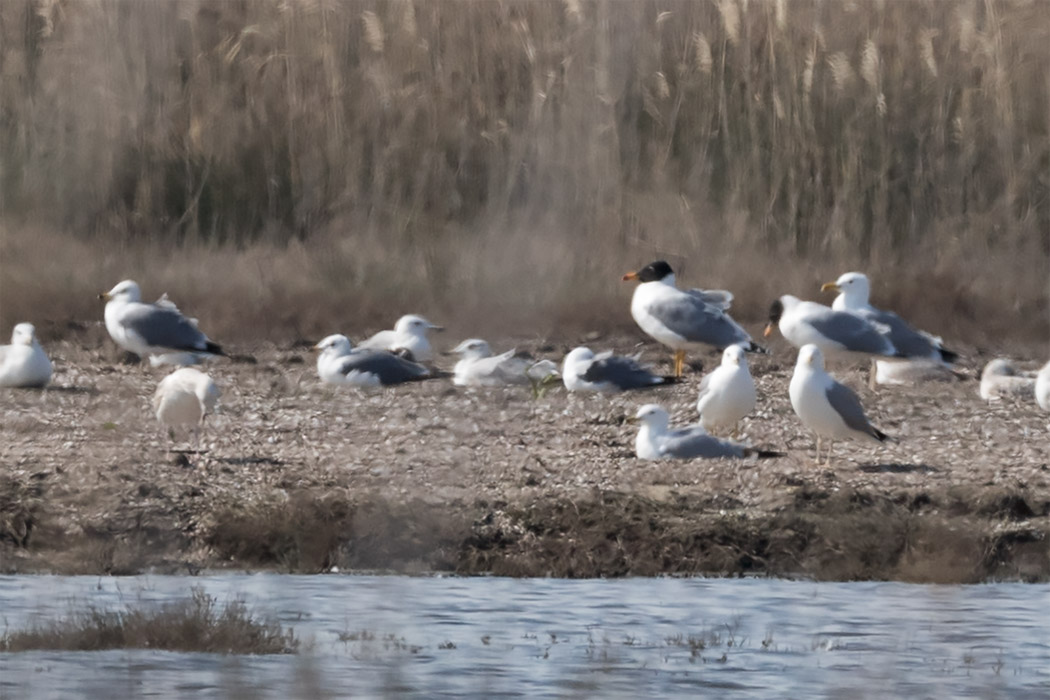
(101, 280, 224, 362)
(633, 404, 779, 461)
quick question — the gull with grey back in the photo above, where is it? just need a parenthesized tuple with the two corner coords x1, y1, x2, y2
(562, 347, 674, 393)
(633, 404, 780, 461)
(315, 334, 431, 387)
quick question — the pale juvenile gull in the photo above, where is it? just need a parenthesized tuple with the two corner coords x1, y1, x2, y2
(561, 346, 673, 393)
(622, 260, 764, 377)
(153, 367, 220, 446)
(1036, 361, 1050, 412)
(357, 315, 443, 363)
(633, 404, 779, 461)
(789, 344, 890, 464)
(822, 271, 957, 385)
(765, 294, 899, 360)
(0, 323, 53, 388)
(100, 280, 224, 361)
(315, 334, 430, 387)
(451, 338, 558, 387)
(979, 359, 1036, 401)
(696, 344, 756, 433)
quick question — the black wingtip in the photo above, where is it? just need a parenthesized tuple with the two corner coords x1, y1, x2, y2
(872, 428, 893, 443)
(747, 341, 769, 355)
(205, 341, 226, 357)
(656, 375, 682, 385)
(939, 347, 959, 364)
(746, 448, 785, 459)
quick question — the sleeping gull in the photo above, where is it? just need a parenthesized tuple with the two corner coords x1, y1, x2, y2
(451, 338, 558, 387)
(765, 295, 899, 361)
(633, 404, 780, 461)
(622, 261, 764, 377)
(357, 315, 443, 363)
(789, 344, 891, 464)
(695, 344, 756, 434)
(561, 346, 674, 393)
(979, 359, 1035, 401)
(315, 334, 431, 387)
(101, 280, 224, 362)
(0, 323, 53, 388)
(822, 272, 957, 385)
(153, 367, 220, 447)
(1036, 361, 1050, 411)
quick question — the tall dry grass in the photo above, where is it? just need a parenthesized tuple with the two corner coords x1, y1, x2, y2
(0, 0, 1047, 345)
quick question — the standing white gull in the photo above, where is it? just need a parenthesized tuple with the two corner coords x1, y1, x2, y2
(789, 344, 891, 464)
(357, 315, 443, 363)
(766, 295, 900, 361)
(822, 272, 957, 385)
(1036, 361, 1050, 411)
(979, 359, 1036, 401)
(153, 367, 220, 448)
(561, 347, 674, 393)
(633, 404, 780, 461)
(695, 344, 756, 434)
(315, 334, 431, 387)
(450, 338, 558, 387)
(0, 323, 53, 388)
(100, 280, 224, 361)
(622, 260, 764, 377)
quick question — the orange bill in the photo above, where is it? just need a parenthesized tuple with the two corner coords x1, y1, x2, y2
(763, 322, 774, 337)
(621, 271, 639, 281)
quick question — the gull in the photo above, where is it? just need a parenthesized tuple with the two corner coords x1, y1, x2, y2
(148, 294, 209, 367)
(1036, 361, 1050, 411)
(789, 344, 891, 464)
(633, 404, 780, 461)
(451, 338, 558, 387)
(822, 272, 957, 385)
(0, 323, 53, 388)
(100, 280, 224, 362)
(695, 344, 756, 434)
(622, 260, 764, 377)
(315, 334, 431, 387)
(561, 346, 674, 393)
(979, 359, 1036, 401)
(357, 315, 443, 363)
(153, 367, 220, 448)
(765, 294, 899, 361)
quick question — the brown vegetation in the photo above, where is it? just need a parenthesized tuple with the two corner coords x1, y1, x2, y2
(0, 588, 299, 653)
(1, 1, 1047, 345)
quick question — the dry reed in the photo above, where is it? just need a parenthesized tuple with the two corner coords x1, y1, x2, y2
(0, 0, 1046, 345)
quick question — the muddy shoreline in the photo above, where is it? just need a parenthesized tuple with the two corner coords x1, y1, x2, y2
(2, 337, 1048, 582)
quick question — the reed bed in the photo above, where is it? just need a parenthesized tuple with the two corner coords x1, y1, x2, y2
(1, 0, 1046, 344)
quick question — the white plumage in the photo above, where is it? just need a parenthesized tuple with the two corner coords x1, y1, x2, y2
(357, 314, 442, 362)
(696, 344, 756, 432)
(0, 323, 53, 388)
(153, 367, 220, 431)
(980, 359, 1036, 401)
(1036, 361, 1050, 412)
(451, 338, 556, 387)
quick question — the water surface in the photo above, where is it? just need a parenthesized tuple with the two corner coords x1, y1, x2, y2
(1, 575, 1046, 698)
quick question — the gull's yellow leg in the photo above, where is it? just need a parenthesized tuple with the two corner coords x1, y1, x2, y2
(674, 349, 686, 377)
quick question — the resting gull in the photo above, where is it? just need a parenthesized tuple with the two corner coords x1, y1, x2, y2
(622, 260, 764, 377)
(561, 346, 674, 393)
(766, 295, 899, 361)
(1036, 361, 1050, 412)
(357, 315, 443, 363)
(822, 272, 957, 385)
(695, 344, 756, 434)
(633, 404, 779, 461)
(789, 344, 891, 464)
(0, 323, 53, 388)
(101, 280, 224, 361)
(315, 334, 430, 387)
(979, 359, 1036, 401)
(451, 338, 558, 387)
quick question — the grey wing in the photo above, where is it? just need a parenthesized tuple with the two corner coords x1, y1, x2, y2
(121, 304, 210, 351)
(338, 351, 429, 385)
(808, 310, 895, 355)
(856, 308, 936, 359)
(661, 427, 745, 459)
(646, 295, 752, 347)
(685, 288, 734, 310)
(584, 355, 663, 390)
(825, 381, 877, 436)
